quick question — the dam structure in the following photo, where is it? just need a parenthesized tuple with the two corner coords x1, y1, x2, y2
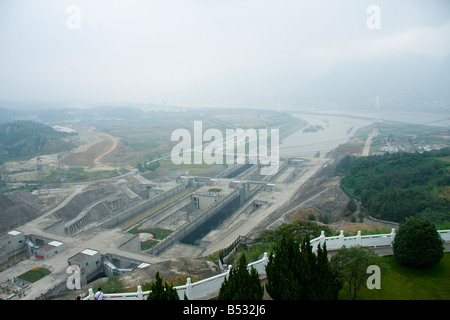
(0, 156, 329, 299)
(147, 179, 263, 255)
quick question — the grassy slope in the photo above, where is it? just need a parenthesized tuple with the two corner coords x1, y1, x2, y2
(342, 253, 450, 300)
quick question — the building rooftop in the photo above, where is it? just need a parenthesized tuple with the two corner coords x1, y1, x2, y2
(68, 248, 100, 263)
(48, 240, 64, 247)
(0, 230, 23, 241)
(193, 181, 235, 197)
(37, 241, 64, 253)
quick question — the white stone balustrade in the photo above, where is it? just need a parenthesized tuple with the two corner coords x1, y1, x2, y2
(84, 230, 449, 300)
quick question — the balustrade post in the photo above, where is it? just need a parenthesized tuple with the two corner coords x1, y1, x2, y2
(339, 230, 344, 248)
(226, 264, 232, 279)
(390, 228, 396, 245)
(319, 230, 325, 248)
(261, 252, 269, 275)
(87, 288, 95, 300)
(185, 277, 193, 300)
(357, 230, 361, 246)
(137, 285, 143, 300)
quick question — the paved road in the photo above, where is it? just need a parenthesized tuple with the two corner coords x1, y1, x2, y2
(361, 128, 379, 156)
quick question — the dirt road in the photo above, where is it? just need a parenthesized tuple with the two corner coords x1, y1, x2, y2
(92, 132, 118, 167)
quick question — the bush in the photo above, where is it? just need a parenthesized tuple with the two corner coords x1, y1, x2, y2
(393, 217, 444, 269)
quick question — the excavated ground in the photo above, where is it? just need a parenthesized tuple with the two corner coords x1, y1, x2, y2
(0, 191, 42, 234)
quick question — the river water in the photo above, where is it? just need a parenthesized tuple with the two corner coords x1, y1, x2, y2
(280, 113, 373, 158)
(279, 111, 450, 158)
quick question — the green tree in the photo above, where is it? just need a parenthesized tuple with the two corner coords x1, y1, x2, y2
(345, 199, 357, 214)
(315, 243, 342, 300)
(265, 233, 302, 299)
(393, 217, 444, 269)
(265, 233, 340, 300)
(218, 252, 264, 300)
(330, 245, 387, 300)
(147, 271, 180, 300)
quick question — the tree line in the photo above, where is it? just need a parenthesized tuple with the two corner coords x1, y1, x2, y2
(335, 148, 450, 224)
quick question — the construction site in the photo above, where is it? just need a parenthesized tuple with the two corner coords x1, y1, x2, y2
(1, 111, 384, 300)
(0, 147, 347, 300)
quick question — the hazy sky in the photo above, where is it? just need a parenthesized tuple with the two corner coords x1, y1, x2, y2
(0, 0, 449, 107)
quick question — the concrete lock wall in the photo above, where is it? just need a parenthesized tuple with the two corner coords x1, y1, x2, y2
(148, 188, 242, 255)
(99, 184, 186, 230)
(117, 233, 141, 254)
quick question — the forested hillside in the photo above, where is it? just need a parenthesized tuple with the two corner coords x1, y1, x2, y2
(335, 148, 450, 224)
(0, 121, 75, 164)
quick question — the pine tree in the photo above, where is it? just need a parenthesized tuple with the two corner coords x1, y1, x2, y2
(147, 271, 180, 300)
(300, 236, 318, 299)
(265, 232, 302, 299)
(218, 252, 264, 300)
(315, 243, 341, 299)
(266, 232, 340, 300)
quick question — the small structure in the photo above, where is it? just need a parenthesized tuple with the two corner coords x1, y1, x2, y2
(34, 240, 65, 260)
(0, 230, 26, 264)
(229, 181, 241, 189)
(67, 249, 103, 287)
(192, 182, 234, 211)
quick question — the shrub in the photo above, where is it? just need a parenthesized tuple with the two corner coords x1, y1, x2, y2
(393, 217, 444, 269)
